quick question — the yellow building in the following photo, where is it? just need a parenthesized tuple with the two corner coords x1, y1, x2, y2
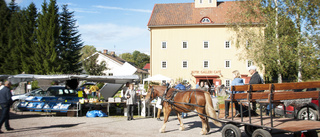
(148, 0, 262, 88)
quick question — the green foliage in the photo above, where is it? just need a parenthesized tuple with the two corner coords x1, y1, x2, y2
(59, 4, 83, 74)
(119, 50, 150, 69)
(81, 45, 97, 61)
(31, 80, 40, 90)
(227, 0, 320, 83)
(83, 54, 108, 75)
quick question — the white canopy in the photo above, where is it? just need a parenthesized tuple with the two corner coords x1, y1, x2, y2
(8, 74, 139, 84)
(143, 74, 172, 84)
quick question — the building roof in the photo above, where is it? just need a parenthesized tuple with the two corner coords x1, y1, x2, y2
(148, 2, 242, 27)
(99, 53, 149, 74)
(143, 63, 150, 70)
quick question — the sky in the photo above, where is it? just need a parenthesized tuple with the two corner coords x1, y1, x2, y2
(5, 0, 196, 55)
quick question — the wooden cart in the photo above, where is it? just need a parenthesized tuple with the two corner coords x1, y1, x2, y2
(219, 81, 320, 137)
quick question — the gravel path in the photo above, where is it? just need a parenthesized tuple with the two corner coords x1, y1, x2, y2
(2, 111, 296, 137)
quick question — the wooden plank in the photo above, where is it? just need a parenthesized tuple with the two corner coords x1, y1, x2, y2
(232, 85, 249, 92)
(273, 91, 320, 100)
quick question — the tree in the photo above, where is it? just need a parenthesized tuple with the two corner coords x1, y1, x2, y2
(81, 45, 97, 61)
(0, 0, 10, 73)
(227, 0, 319, 82)
(119, 50, 150, 69)
(83, 54, 107, 75)
(59, 4, 83, 74)
(20, 3, 38, 74)
(33, 0, 61, 74)
(3, 0, 21, 74)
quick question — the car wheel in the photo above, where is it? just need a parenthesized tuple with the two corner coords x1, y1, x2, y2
(252, 129, 271, 137)
(297, 107, 318, 121)
(12, 101, 21, 112)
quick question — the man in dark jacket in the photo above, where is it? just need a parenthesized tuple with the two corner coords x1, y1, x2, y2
(248, 66, 264, 113)
(0, 81, 14, 133)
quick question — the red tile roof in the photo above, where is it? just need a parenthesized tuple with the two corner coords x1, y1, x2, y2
(148, 2, 243, 27)
(143, 63, 150, 70)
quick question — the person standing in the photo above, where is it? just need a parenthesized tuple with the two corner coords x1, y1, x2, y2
(0, 81, 14, 133)
(174, 83, 188, 118)
(198, 81, 208, 92)
(248, 66, 264, 113)
(225, 70, 244, 118)
(90, 84, 99, 98)
(121, 82, 130, 99)
(125, 84, 136, 121)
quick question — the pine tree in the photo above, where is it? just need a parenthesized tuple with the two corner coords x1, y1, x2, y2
(59, 4, 83, 74)
(0, 0, 10, 74)
(34, 0, 61, 74)
(3, 0, 21, 74)
(20, 3, 38, 73)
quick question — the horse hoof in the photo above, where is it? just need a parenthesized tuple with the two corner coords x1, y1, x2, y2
(159, 129, 165, 133)
(200, 131, 207, 135)
(179, 126, 185, 131)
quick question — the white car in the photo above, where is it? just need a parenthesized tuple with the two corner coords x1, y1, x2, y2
(11, 88, 46, 111)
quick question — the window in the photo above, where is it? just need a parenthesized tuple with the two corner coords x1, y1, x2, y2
(225, 80, 231, 87)
(225, 60, 231, 68)
(225, 41, 230, 49)
(203, 41, 209, 48)
(209, 0, 212, 3)
(161, 61, 167, 69)
(200, 0, 203, 3)
(108, 73, 113, 76)
(203, 60, 209, 68)
(247, 60, 254, 68)
(201, 18, 210, 23)
(182, 61, 188, 68)
(162, 41, 167, 49)
(246, 40, 251, 49)
(182, 41, 188, 49)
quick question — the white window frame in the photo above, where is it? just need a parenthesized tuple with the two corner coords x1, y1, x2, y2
(246, 60, 254, 68)
(161, 61, 167, 69)
(182, 61, 188, 68)
(161, 41, 167, 49)
(182, 41, 188, 49)
(203, 41, 209, 49)
(225, 41, 231, 49)
(225, 60, 231, 68)
(203, 60, 209, 68)
(225, 79, 231, 87)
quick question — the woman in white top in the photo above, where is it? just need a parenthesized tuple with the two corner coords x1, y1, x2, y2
(125, 84, 136, 121)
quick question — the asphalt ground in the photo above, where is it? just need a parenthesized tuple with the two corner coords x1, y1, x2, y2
(0, 110, 301, 137)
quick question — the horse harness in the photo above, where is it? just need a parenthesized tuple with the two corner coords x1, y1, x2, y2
(161, 89, 205, 110)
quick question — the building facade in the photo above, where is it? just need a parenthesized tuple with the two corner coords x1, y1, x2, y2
(84, 50, 149, 83)
(148, 0, 262, 88)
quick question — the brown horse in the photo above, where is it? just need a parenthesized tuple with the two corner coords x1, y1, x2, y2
(144, 85, 222, 135)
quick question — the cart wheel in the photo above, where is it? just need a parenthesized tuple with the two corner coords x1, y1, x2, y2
(221, 124, 241, 137)
(244, 125, 259, 136)
(252, 129, 271, 137)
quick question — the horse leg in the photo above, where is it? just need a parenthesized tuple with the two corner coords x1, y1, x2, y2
(177, 112, 185, 131)
(206, 116, 210, 133)
(197, 108, 208, 135)
(159, 106, 171, 133)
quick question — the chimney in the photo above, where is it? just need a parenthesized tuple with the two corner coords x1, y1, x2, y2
(110, 51, 115, 57)
(103, 49, 108, 55)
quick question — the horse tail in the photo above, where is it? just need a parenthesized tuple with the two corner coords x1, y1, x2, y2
(204, 92, 222, 127)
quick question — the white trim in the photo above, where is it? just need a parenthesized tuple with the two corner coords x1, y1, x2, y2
(246, 60, 253, 68)
(161, 41, 167, 49)
(203, 60, 209, 68)
(182, 60, 188, 69)
(225, 60, 231, 68)
(161, 61, 167, 69)
(182, 41, 188, 49)
(203, 41, 209, 49)
(225, 40, 231, 49)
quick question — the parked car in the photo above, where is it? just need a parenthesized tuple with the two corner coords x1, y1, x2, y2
(46, 86, 78, 97)
(11, 88, 46, 111)
(275, 88, 320, 121)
